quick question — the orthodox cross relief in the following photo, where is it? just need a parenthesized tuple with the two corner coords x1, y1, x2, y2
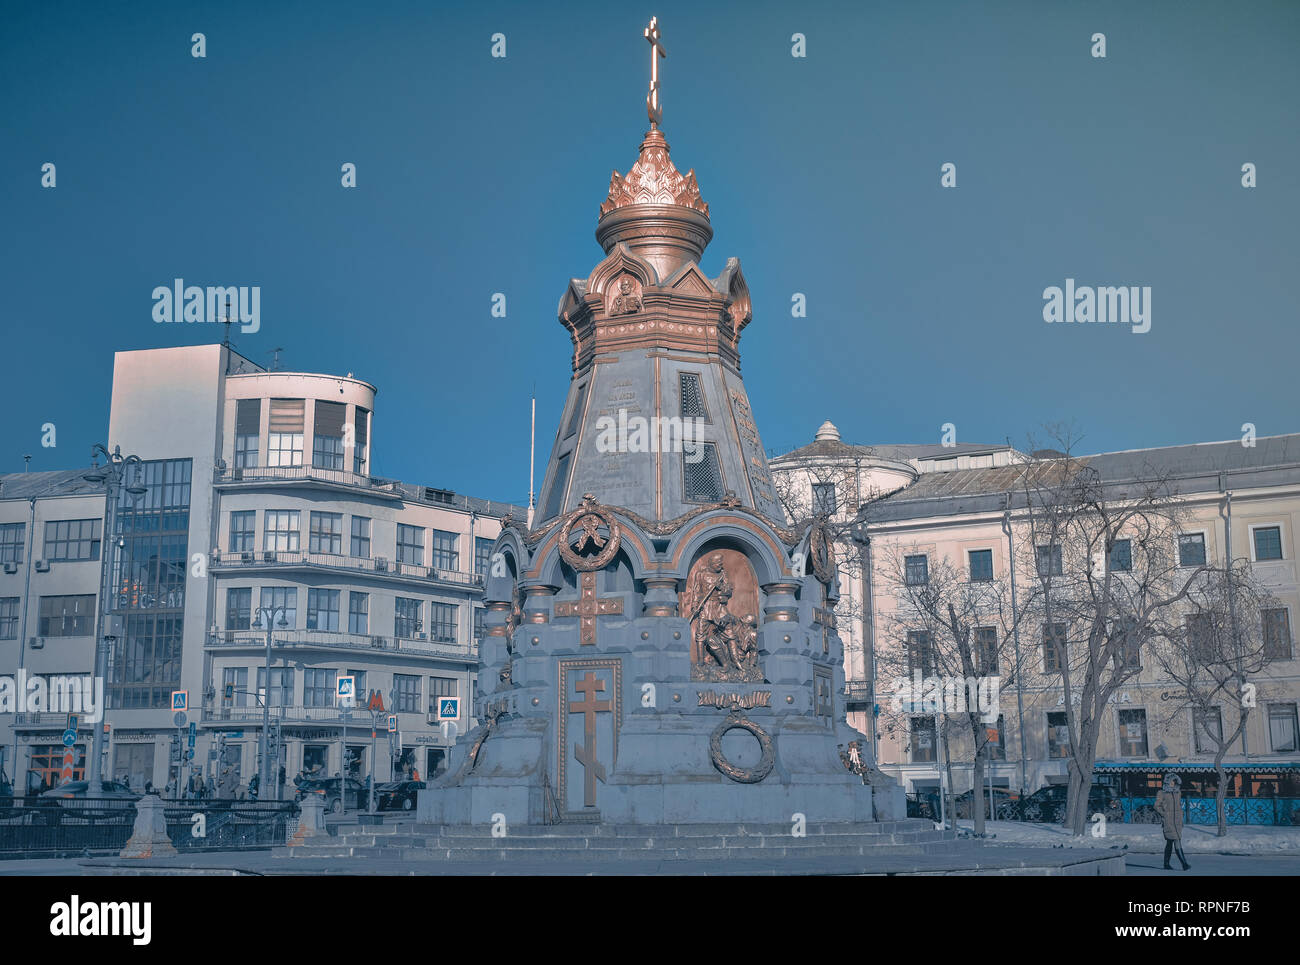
(644, 16, 666, 128)
(680, 549, 762, 682)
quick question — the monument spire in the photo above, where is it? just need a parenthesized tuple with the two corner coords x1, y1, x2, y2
(644, 16, 666, 128)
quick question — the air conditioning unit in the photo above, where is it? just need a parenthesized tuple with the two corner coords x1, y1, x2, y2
(34, 560, 50, 573)
(374, 557, 388, 572)
(29, 636, 44, 650)
(241, 551, 254, 564)
(3, 562, 16, 574)
(263, 551, 277, 562)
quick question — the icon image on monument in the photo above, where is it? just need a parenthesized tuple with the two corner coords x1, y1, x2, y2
(423, 17, 904, 826)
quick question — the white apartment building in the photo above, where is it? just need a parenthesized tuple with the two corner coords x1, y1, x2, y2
(0, 344, 519, 797)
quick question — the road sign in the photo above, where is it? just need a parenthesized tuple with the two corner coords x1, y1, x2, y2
(173, 711, 187, 728)
(171, 690, 188, 712)
(66, 714, 79, 731)
(436, 697, 460, 722)
(61, 729, 77, 748)
(185, 749, 194, 761)
(336, 675, 355, 708)
(367, 690, 386, 713)
(439, 720, 459, 744)
(387, 714, 398, 733)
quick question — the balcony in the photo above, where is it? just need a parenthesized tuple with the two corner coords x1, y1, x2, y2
(844, 680, 873, 703)
(205, 628, 477, 661)
(213, 464, 403, 499)
(210, 548, 484, 590)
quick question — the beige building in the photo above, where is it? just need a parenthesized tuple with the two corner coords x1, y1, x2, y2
(772, 424, 1300, 801)
(1, 344, 519, 799)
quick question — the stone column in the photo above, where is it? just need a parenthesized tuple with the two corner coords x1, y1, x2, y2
(119, 793, 178, 859)
(285, 795, 325, 847)
(641, 577, 679, 617)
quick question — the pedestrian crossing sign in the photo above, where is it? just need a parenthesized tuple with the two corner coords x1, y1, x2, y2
(436, 697, 460, 722)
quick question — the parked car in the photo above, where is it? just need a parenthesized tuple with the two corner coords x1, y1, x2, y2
(294, 777, 366, 814)
(372, 780, 425, 812)
(954, 787, 1018, 819)
(1001, 784, 1120, 823)
(35, 780, 140, 825)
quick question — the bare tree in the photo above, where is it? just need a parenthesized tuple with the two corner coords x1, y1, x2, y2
(1014, 426, 1205, 835)
(1148, 561, 1280, 835)
(875, 546, 1022, 835)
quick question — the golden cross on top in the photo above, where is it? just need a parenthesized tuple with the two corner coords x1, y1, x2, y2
(644, 16, 667, 128)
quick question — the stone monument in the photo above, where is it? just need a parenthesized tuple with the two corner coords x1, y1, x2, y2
(422, 17, 904, 826)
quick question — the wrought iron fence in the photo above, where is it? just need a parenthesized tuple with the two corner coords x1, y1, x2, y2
(1121, 795, 1300, 827)
(0, 796, 299, 856)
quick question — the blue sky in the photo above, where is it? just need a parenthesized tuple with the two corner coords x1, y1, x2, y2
(3, 0, 1296, 506)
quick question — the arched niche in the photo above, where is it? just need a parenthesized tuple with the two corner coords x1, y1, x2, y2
(680, 536, 766, 683)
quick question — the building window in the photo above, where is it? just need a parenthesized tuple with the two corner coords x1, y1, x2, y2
(1263, 608, 1293, 661)
(473, 606, 486, 641)
(1186, 613, 1215, 663)
(309, 512, 343, 555)
(968, 549, 993, 583)
(1178, 532, 1206, 567)
(306, 589, 340, 631)
(29, 745, 86, 787)
(263, 511, 300, 552)
(475, 537, 494, 577)
(1194, 706, 1223, 754)
(1268, 704, 1298, 753)
(1036, 544, 1063, 577)
(986, 715, 1007, 761)
(352, 408, 369, 475)
(975, 626, 998, 674)
(348, 669, 367, 701)
(906, 630, 935, 680)
(256, 666, 294, 707)
(397, 525, 424, 566)
(348, 592, 368, 635)
(393, 674, 421, 713)
(904, 555, 929, 586)
(431, 530, 459, 570)
(229, 511, 256, 553)
(395, 597, 421, 638)
(38, 594, 96, 637)
(1046, 712, 1070, 758)
(226, 588, 251, 631)
(0, 597, 19, 639)
(1042, 622, 1067, 673)
(221, 667, 248, 708)
(679, 372, 707, 420)
(267, 399, 305, 467)
(234, 398, 260, 469)
(1109, 538, 1132, 572)
(1113, 617, 1142, 669)
(43, 519, 101, 562)
(258, 586, 297, 628)
(0, 522, 25, 564)
(312, 400, 347, 470)
(910, 717, 937, 763)
(429, 602, 457, 644)
(812, 483, 837, 516)
(350, 516, 370, 558)
(1117, 708, 1149, 758)
(303, 668, 337, 708)
(428, 676, 458, 714)
(1254, 526, 1283, 562)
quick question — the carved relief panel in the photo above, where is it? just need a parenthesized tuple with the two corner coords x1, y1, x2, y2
(680, 548, 762, 682)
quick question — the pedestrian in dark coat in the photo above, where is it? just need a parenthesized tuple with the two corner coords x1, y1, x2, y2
(1155, 774, 1190, 870)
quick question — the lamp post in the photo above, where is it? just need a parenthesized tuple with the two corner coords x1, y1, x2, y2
(255, 604, 291, 801)
(84, 445, 146, 793)
(850, 521, 878, 751)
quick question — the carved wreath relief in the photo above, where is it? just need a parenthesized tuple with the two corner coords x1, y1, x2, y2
(680, 549, 762, 683)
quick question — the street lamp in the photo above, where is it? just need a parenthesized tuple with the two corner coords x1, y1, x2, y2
(255, 604, 291, 801)
(83, 444, 146, 793)
(849, 520, 878, 752)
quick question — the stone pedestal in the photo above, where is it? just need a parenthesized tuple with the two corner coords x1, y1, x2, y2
(285, 795, 325, 847)
(119, 793, 178, 858)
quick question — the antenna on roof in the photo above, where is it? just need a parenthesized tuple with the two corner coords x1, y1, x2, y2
(269, 347, 284, 371)
(221, 297, 237, 374)
(23, 455, 31, 473)
(527, 388, 536, 528)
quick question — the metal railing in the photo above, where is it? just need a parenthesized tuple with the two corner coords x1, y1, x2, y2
(212, 547, 484, 588)
(214, 464, 398, 496)
(0, 796, 299, 856)
(206, 628, 476, 659)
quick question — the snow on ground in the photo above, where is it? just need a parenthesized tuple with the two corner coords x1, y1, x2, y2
(957, 819, 1300, 854)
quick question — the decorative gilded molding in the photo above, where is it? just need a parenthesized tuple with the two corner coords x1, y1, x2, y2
(599, 129, 709, 218)
(697, 690, 772, 710)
